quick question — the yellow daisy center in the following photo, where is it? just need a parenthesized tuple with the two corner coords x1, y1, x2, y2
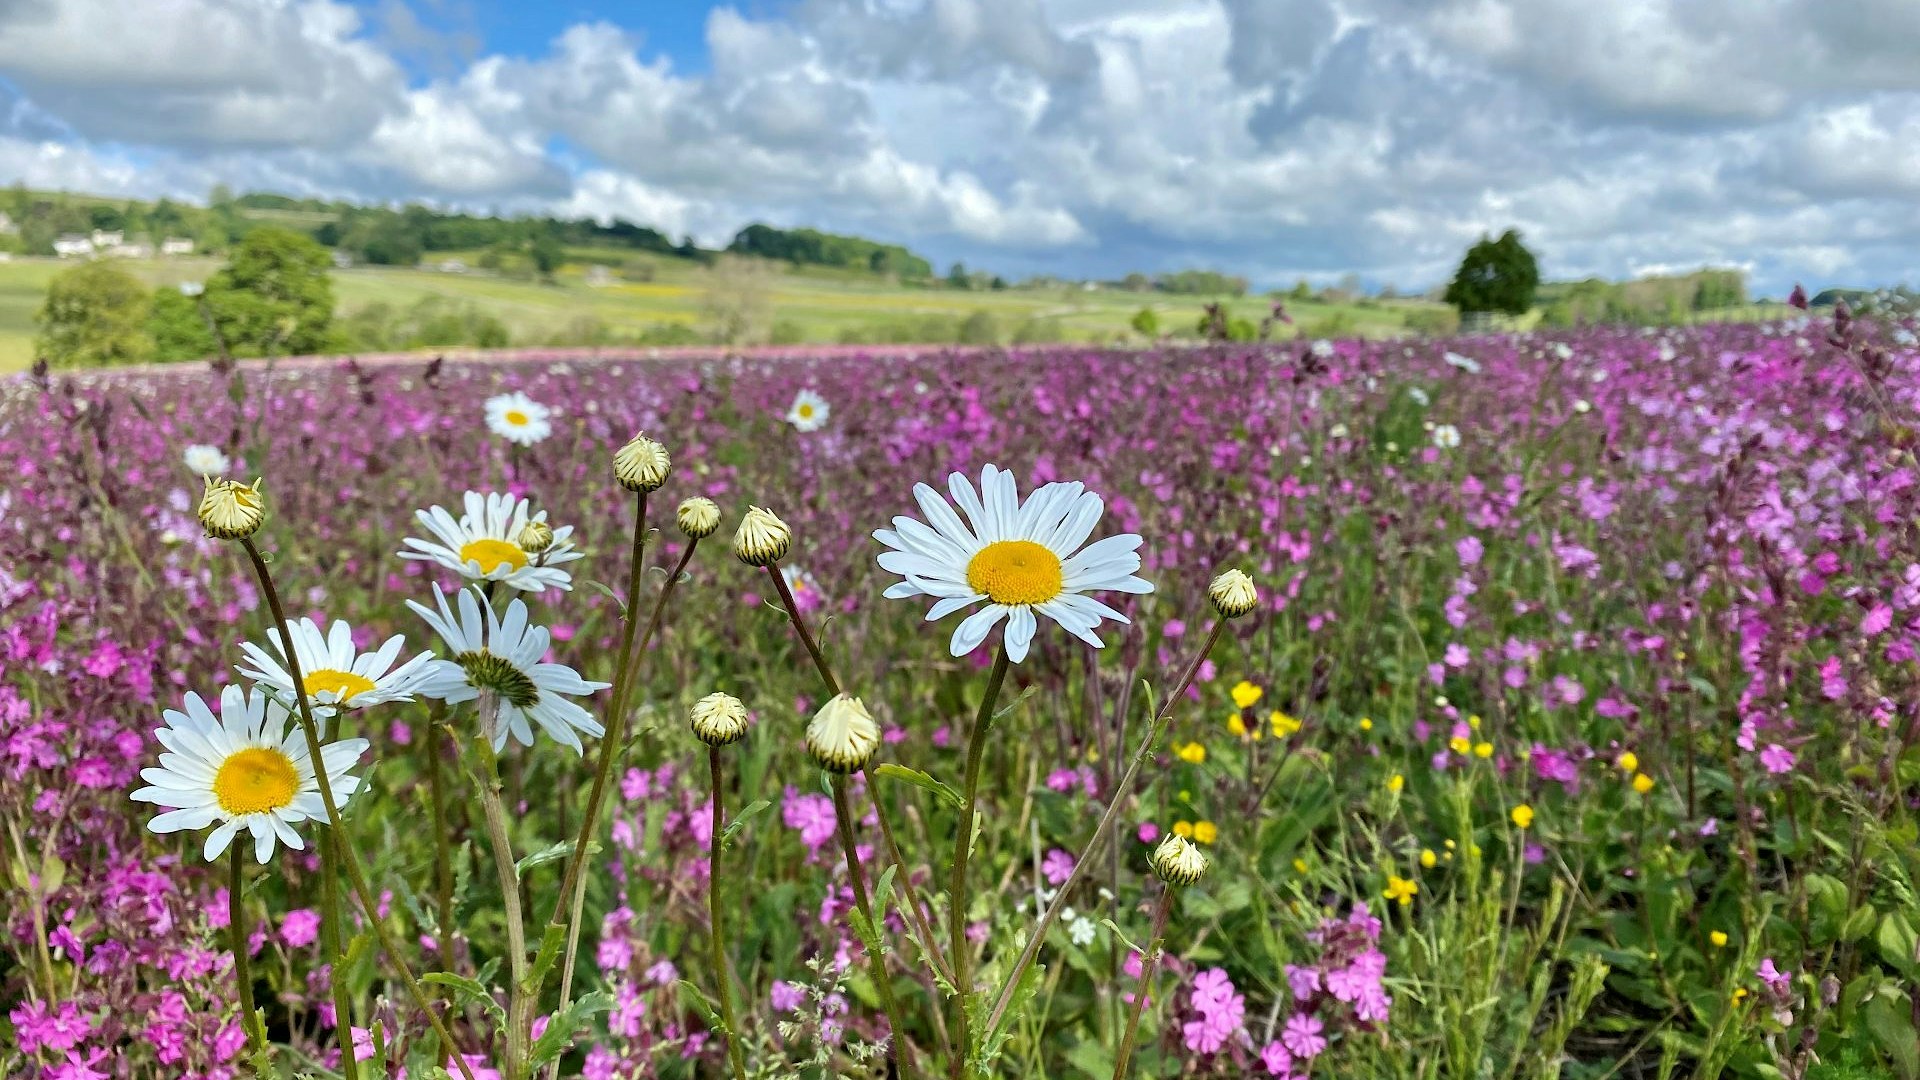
(505, 409, 530, 426)
(967, 540, 1064, 606)
(303, 669, 377, 702)
(797, 404, 815, 418)
(213, 747, 299, 816)
(459, 538, 528, 574)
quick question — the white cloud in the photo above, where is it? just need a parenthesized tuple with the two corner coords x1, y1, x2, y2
(4, 0, 1920, 293)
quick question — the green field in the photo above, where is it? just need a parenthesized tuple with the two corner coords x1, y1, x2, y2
(0, 253, 1442, 371)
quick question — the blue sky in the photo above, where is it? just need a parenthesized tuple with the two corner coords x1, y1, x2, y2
(1, 1, 1919, 295)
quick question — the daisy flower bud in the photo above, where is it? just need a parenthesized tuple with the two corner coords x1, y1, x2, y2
(613, 432, 672, 492)
(1208, 569, 1259, 619)
(805, 693, 879, 773)
(1150, 834, 1210, 887)
(690, 691, 750, 748)
(677, 497, 721, 539)
(199, 477, 266, 540)
(732, 506, 791, 567)
(516, 519, 556, 554)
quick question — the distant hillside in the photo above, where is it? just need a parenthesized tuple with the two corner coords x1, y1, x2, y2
(0, 186, 940, 282)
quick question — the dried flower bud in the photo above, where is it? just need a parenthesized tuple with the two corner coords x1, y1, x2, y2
(1149, 834, 1209, 887)
(689, 691, 750, 748)
(805, 694, 879, 773)
(198, 477, 266, 540)
(732, 506, 791, 567)
(677, 496, 721, 540)
(1208, 569, 1259, 619)
(516, 520, 555, 554)
(613, 432, 671, 492)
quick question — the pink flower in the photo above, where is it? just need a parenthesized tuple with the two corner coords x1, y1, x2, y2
(1758, 958, 1791, 992)
(1282, 1013, 1328, 1059)
(771, 980, 805, 1012)
(1285, 964, 1321, 1001)
(1261, 1040, 1295, 1076)
(1137, 822, 1160, 843)
(1759, 744, 1796, 774)
(1041, 848, 1075, 886)
(280, 908, 321, 948)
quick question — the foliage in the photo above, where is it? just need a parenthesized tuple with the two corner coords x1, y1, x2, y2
(337, 296, 511, 352)
(32, 259, 153, 368)
(202, 227, 337, 357)
(1444, 228, 1540, 316)
(727, 223, 934, 280)
(148, 286, 217, 363)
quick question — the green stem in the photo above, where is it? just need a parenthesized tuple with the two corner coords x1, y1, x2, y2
(229, 845, 268, 1060)
(833, 773, 919, 1077)
(982, 619, 1224, 1039)
(766, 565, 840, 695)
(473, 715, 530, 1080)
(949, 645, 1012, 1080)
(424, 704, 456, 948)
(319, 831, 357, 1069)
(239, 539, 479, 1080)
(708, 747, 749, 1080)
(1110, 886, 1174, 1080)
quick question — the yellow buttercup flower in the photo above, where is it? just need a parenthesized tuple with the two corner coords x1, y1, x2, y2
(1510, 804, 1535, 829)
(1173, 821, 1195, 839)
(1383, 875, 1419, 907)
(1358, 718, 1373, 731)
(1467, 714, 1482, 730)
(1387, 773, 1405, 793)
(1419, 848, 1437, 868)
(1473, 741, 1493, 758)
(1632, 773, 1655, 794)
(1191, 820, 1218, 844)
(1292, 858, 1308, 874)
(1226, 713, 1249, 738)
(1175, 741, 1207, 764)
(1616, 750, 1639, 773)
(1231, 681, 1263, 709)
(1449, 735, 1471, 754)
(1710, 931, 1729, 948)
(1270, 710, 1300, 738)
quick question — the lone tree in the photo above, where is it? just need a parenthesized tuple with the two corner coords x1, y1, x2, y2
(35, 260, 154, 368)
(205, 227, 336, 356)
(1444, 229, 1539, 317)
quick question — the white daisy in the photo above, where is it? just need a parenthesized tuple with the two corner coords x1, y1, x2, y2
(399, 491, 583, 593)
(785, 389, 830, 432)
(407, 584, 610, 753)
(872, 464, 1153, 663)
(236, 618, 437, 714)
(131, 684, 369, 864)
(485, 391, 553, 446)
(182, 444, 231, 477)
(1432, 423, 1462, 449)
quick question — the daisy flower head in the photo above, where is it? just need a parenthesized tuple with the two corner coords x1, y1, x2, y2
(485, 391, 552, 446)
(1432, 423, 1462, 450)
(182, 444, 231, 477)
(400, 491, 582, 593)
(237, 618, 437, 715)
(131, 684, 369, 863)
(407, 585, 610, 753)
(873, 464, 1152, 663)
(199, 476, 265, 540)
(786, 389, 830, 432)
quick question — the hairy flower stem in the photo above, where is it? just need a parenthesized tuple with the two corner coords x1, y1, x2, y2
(229, 846, 268, 1060)
(949, 644, 1012, 1080)
(764, 564, 929, 1071)
(707, 747, 750, 1080)
(472, 713, 531, 1080)
(318, 831, 357, 1068)
(981, 618, 1225, 1041)
(832, 773, 920, 1077)
(1109, 886, 1175, 1080)
(239, 539, 479, 1080)
(548, 526, 701, 1036)
(423, 703, 456, 948)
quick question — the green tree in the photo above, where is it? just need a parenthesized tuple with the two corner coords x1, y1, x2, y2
(150, 286, 218, 362)
(35, 261, 154, 368)
(530, 233, 564, 279)
(1130, 307, 1160, 337)
(205, 226, 336, 356)
(947, 261, 972, 289)
(1444, 229, 1540, 316)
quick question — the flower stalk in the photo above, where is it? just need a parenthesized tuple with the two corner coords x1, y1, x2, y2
(707, 746, 750, 1080)
(1109, 884, 1175, 1080)
(948, 643, 1011, 1080)
(228, 845, 268, 1061)
(471, 706, 531, 1080)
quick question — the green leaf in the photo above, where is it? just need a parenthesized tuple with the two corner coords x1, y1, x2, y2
(1100, 919, 1145, 955)
(873, 764, 964, 809)
(1684, 675, 1718, 702)
(720, 799, 773, 849)
(583, 579, 626, 616)
(873, 864, 898, 929)
(525, 921, 568, 993)
(516, 839, 597, 879)
(993, 684, 1039, 722)
(529, 990, 613, 1068)
(1866, 992, 1920, 1080)
(1064, 1038, 1116, 1079)
(422, 972, 506, 1028)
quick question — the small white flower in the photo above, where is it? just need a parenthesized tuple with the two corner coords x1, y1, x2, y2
(408, 585, 610, 753)
(182, 444, 230, 477)
(1068, 915, 1097, 947)
(485, 391, 552, 446)
(1310, 339, 1334, 358)
(1407, 387, 1430, 406)
(873, 465, 1153, 663)
(236, 618, 437, 715)
(786, 389, 831, 432)
(131, 685, 369, 864)
(1443, 351, 1482, 374)
(1553, 343, 1573, 360)
(1328, 423, 1350, 440)
(1432, 424, 1462, 449)
(399, 491, 583, 593)
(1574, 399, 1592, 414)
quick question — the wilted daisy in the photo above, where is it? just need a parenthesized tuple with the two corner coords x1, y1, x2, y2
(131, 685, 369, 864)
(408, 585, 610, 753)
(785, 389, 830, 432)
(182, 444, 231, 477)
(1432, 424, 1462, 449)
(399, 491, 582, 593)
(485, 391, 552, 446)
(236, 618, 437, 714)
(873, 464, 1152, 662)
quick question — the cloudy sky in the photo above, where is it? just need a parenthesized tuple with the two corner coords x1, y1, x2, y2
(1, 0, 1916, 294)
